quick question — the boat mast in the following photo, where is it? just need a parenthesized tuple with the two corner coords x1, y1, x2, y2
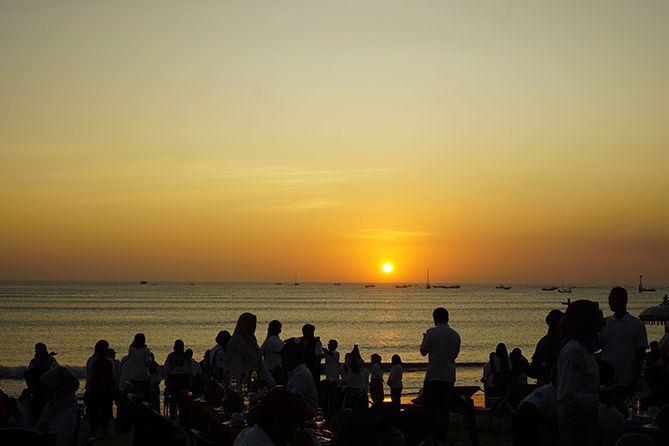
(426, 269, 431, 289)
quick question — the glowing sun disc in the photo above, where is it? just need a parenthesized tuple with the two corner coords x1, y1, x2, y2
(382, 263, 394, 273)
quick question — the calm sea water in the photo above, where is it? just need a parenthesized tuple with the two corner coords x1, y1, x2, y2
(0, 281, 666, 396)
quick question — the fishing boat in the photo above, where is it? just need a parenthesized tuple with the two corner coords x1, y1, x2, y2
(541, 287, 558, 291)
(496, 285, 512, 290)
(558, 287, 572, 294)
(365, 284, 376, 288)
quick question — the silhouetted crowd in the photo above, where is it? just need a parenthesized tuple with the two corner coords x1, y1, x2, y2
(1, 287, 668, 446)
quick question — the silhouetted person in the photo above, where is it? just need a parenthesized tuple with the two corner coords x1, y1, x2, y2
(232, 387, 310, 446)
(281, 342, 318, 416)
(599, 287, 648, 393)
(387, 354, 403, 412)
(185, 348, 201, 377)
(491, 343, 512, 399)
(481, 351, 496, 407)
(208, 330, 231, 380)
(344, 345, 369, 409)
(298, 323, 324, 384)
(85, 340, 115, 436)
(515, 365, 559, 446)
(36, 366, 80, 446)
(529, 309, 564, 386)
(323, 339, 341, 418)
(510, 347, 530, 384)
(646, 341, 661, 368)
(369, 353, 384, 408)
(126, 333, 151, 400)
(261, 320, 285, 381)
(420, 307, 460, 441)
(24, 342, 58, 422)
(557, 299, 603, 446)
(323, 339, 340, 383)
(224, 312, 262, 382)
(164, 339, 190, 419)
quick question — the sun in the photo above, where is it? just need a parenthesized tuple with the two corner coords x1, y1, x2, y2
(382, 263, 394, 273)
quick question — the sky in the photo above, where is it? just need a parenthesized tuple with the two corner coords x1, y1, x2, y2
(1, 1, 668, 284)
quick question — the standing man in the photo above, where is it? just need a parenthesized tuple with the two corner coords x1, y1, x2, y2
(420, 307, 461, 440)
(599, 286, 648, 393)
(298, 324, 324, 384)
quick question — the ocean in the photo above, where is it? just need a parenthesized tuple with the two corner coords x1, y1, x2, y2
(0, 281, 666, 397)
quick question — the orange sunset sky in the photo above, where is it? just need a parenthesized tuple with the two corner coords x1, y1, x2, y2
(1, 1, 668, 284)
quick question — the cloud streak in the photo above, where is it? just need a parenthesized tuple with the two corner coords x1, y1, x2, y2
(354, 228, 434, 241)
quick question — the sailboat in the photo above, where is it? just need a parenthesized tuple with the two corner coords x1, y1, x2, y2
(426, 269, 431, 289)
(293, 275, 300, 286)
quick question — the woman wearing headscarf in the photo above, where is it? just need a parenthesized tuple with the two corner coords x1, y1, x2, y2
(557, 299, 604, 446)
(224, 313, 262, 383)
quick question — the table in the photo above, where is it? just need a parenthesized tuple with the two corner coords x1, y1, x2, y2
(179, 392, 243, 446)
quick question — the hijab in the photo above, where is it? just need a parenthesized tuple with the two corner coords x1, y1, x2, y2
(224, 312, 261, 371)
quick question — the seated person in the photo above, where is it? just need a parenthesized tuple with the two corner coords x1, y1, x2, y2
(35, 366, 80, 446)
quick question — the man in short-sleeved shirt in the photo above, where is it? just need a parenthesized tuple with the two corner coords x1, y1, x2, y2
(420, 308, 461, 383)
(420, 307, 460, 441)
(599, 287, 648, 390)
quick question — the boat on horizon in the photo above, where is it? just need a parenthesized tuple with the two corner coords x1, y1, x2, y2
(139, 281, 148, 285)
(558, 287, 572, 294)
(365, 284, 376, 288)
(496, 284, 512, 290)
(426, 269, 431, 290)
(541, 286, 558, 291)
(639, 275, 656, 293)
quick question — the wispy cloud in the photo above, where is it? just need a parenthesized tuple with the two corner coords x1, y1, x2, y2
(267, 199, 340, 212)
(354, 228, 434, 241)
(189, 164, 394, 190)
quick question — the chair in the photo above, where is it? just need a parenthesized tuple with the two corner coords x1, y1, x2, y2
(190, 429, 214, 446)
